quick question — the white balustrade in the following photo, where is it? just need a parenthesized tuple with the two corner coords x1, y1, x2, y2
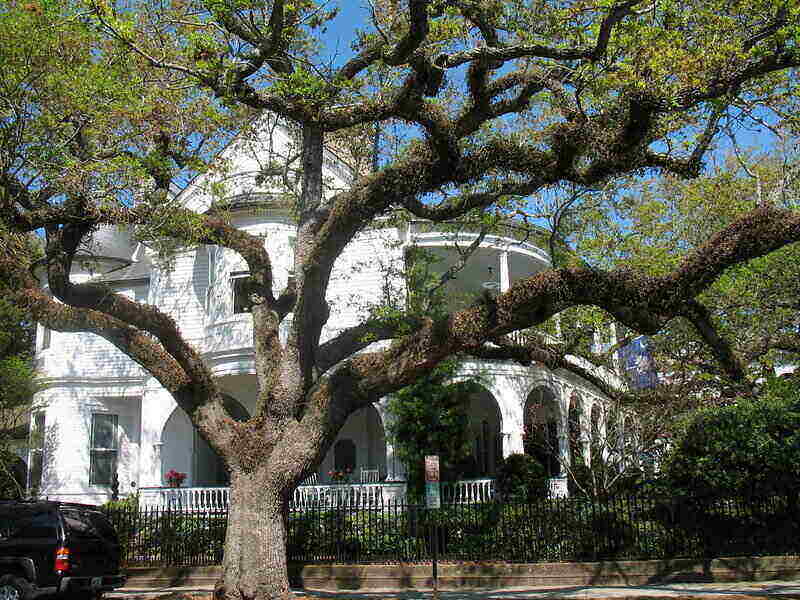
(292, 483, 384, 508)
(139, 478, 503, 511)
(441, 478, 495, 504)
(138, 486, 230, 511)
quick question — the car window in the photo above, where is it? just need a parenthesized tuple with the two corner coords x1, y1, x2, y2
(0, 509, 57, 539)
(61, 509, 117, 543)
(85, 512, 118, 542)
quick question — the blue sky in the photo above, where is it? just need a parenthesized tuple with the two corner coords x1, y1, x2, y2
(319, 2, 372, 66)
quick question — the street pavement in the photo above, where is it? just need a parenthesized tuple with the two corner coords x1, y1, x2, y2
(107, 580, 800, 599)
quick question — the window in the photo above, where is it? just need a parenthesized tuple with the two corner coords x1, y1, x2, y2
(0, 510, 57, 539)
(231, 271, 252, 314)
(28, 412, 45, 492)
(207, 245, 218, 287)
(287, 236, 296, 278)
(61, 509, 118, 542)
(134, 284, 149, 304)
(90, 414, 118, 485)
(39, 325, 51, 350)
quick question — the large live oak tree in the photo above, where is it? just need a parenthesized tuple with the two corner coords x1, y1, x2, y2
(2, 1, 800, 598)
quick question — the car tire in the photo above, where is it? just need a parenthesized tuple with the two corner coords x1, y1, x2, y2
(0, 575, 33, 600)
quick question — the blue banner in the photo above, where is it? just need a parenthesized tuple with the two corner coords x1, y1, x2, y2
(618, 336, 658, 389)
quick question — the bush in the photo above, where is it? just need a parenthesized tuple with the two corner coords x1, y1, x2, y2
(104, 506, 226, 566)
(661, 377, 800, 498)
(495, 453, 548, 501)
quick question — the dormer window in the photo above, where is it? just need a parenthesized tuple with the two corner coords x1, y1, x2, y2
(231, 271, 252, 314)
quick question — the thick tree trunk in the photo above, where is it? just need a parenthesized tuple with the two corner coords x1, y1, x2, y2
(214, 471, 293, 600)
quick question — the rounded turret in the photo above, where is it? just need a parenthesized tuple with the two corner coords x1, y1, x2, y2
(74, 225, 135, 274)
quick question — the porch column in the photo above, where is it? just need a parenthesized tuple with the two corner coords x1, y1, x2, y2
(139, 382, 177, 487)
(499, 250, 510, 292)
(375, 398, 406, 482)
(385, 440, 406, 482)
(152, 442, 164, 485)
(503, 429, 523, 456)
(557, 387, 570, 476)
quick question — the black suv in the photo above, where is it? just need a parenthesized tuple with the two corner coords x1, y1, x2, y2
(0, 501, 125, 600)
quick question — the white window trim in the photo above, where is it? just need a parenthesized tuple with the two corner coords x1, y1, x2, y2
(39, 324, 51, 351)
(89, 413, 119, 486)
(230, 271, 252, 314)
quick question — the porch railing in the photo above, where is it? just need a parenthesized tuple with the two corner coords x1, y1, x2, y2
(441, 478, 494, 503)
(139, 478, 500, 511)
(139, 486, 230, 511)
(292, 483, 385, 508)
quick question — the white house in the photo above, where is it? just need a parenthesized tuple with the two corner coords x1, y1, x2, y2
(30, 118, 619, 508)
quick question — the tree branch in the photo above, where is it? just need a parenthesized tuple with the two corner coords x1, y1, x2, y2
(324, 205, 800, 410)
(680, 299, 748, 385)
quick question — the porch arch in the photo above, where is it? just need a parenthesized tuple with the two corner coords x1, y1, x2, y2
(464, 385, 503, 478)
(320, 403, 387, 484)
(524, 385, 562, 477)
(160, 395, 249, 487)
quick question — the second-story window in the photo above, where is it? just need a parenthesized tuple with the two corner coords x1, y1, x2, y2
(231, 271, 252, 314)
(39, 324, 51, 350)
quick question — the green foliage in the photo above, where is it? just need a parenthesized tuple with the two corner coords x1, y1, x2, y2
(0, 229, 37, 499)
(495, 453, 549, 501)
(287, 508, 427, 561)
(387, 359, 480, 501)
(570, 156, 800, 396)
(0, 445, 26, 499)
(105, 507, 226, 567)
(403, 245, 456, 319)
(661, 377, 800, 498)
(102, 491, 139, 512)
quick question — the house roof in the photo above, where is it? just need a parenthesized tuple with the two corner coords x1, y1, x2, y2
(94, 257, 152, 284)
(203, 192, 292, 216)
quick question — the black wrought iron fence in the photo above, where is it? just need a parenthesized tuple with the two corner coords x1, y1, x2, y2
(104, 493, 800, 567)
(104, 506, 227, 567)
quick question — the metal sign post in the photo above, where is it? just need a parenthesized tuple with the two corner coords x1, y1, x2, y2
(425, 455, 440, 599)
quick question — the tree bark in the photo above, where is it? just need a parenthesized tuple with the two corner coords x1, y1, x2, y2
(215, 471, 293, 600)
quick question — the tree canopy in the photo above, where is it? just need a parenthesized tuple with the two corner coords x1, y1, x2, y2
(567, 152, 800, 398)
(1, 1, 799, 599)
(0, 228, 37, 497)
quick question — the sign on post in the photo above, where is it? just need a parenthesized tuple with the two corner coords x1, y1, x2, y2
(424, 455, 440, 509)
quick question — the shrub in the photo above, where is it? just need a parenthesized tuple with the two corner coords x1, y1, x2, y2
(495, 453, 548, 501)
(661, 377, 800, 498)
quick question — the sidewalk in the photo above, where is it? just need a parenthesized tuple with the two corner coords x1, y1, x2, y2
(107, 579, 800, 599)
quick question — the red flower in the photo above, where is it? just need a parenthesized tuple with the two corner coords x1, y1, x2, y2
(165, 469, 187, 487)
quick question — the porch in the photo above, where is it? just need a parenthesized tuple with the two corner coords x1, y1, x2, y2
(138, 478, 498, 511)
